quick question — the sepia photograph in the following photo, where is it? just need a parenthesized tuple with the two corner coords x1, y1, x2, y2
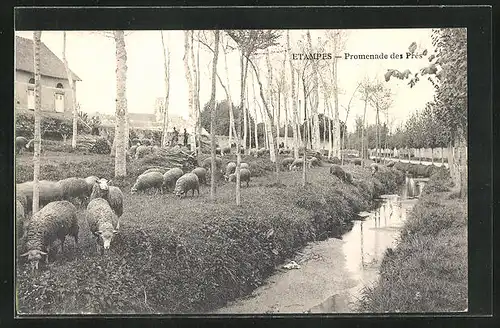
(14, 27, 468, 315)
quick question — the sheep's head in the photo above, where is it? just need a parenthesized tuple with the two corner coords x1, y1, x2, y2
(20, 249, 47, 271)
(97, 178, 109, 191)
(96, 229, 118, 250)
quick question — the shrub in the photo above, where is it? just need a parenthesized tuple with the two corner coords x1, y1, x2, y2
(89, 138, 111, 155)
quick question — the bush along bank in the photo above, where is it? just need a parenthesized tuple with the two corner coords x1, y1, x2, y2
(16, 162, 404, 314)
(392, 161, 449, 178)
(358, 169, 467, 312)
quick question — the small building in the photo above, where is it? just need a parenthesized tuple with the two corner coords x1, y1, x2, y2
(14, 35, 81, 116)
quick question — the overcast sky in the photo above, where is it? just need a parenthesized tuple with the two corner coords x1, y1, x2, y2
(15, 29, 440, 132)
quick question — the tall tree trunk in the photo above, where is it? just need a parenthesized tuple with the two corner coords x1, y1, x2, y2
(243, 84, 248, 151)
(282, 55, 288, 150)
(361, 93, 368, 166)
(196, 33, 202, 155)
(265, 50, 276, 163)
(62, 32, 78, 150)
(332, 54, 340, 158)
(250, 71, 259, 150)
(306, 31, 320, 151)
(209, 31, 220, 201)
(235, 50, 249, 205)
(160, 31, 170, 147)
(32, 31, 42, 214)
(190, 31, 199, 152)
(276, 91, 281, 149)
(222, 40, 237, 147)
(287, 31, 300, 160)
(114, 31, 127, 177)
(184, 31, 194, 121)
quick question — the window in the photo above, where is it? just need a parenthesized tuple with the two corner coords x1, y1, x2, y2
(29, 78, 35, 84)
(56, 83, 64, 89)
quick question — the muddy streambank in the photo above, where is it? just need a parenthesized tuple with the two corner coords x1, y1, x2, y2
(215, 179, 424, 314)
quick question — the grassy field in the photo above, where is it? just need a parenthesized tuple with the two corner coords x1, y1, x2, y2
(358, 169, 468, 312)
(15, 148, 405, 314)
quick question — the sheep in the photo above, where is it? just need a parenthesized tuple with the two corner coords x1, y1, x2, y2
(131, 171, 164, 194)
(20, 201, 79, 272)
(84, 176, 99, 195)
(173, 173, 200, 198)
(16, 180, 63, 214)
(201, 156, 223, 172)
(225, 162, 237, 177)
(107, 186, 124, 218)
(89, 178, 111, 201)
(141, 168, 166, 176)
(370, 163, 379, 175)
(128, 145, 138, 158)
(289, 158, 305, 171)
(240, 162, 250, 170)
(135, 145, 152, 159)
(227, 168, 251, 187)
(86, 198, 119, 254)
(16, 136, 29, 154)
(162, 167, 184, 192)
(308, 157, 320, 168)
(221, 146, 231, 156)
(257, 148, 269, 157)
(281, 157, 295, 170)
(57, 177, 89, 205)
(191, 167, 207, 185)
(329, 164, 352, 183)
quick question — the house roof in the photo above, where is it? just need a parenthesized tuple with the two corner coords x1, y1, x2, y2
(15, 36, 82, 81)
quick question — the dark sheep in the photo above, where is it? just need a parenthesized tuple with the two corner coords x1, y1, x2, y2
(227, 168, 251, 187)
(16, 136, 29, 154)
(20, 201, 79, 272)
(329, 164, 352, 183)
(162, 168, 184, 192)
(173, 173, 200, 198)
(107, 186, 124, 218)
(191, 167, 207, 185)
(57, 177, 89, 205)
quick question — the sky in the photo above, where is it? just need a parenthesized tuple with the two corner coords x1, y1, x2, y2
(15, 29, 440, 132)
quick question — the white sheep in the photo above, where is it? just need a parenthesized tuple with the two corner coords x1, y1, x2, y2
(16, 180, 63, 214)
(131, 172, 164, 194)
(86, 198, 119, 254)
(162, 168, 184, 192)
(20, 201, 79, 272)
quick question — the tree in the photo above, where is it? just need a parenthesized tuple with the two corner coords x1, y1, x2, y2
(32, 31, 42, 214)
(209, 31, 220, 200)
(191, 31, 201, 153)
(160, 31, 171, 147)
(62, 32, 78, 149)
(305, 31, 321, 151)
(287, 31, 300, 159)
(113, 31, 128, 177)
(184, 31, 195, 122)
(340, 83, 361, 165)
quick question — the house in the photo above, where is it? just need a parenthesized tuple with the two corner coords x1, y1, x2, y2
(14, 35, 81, 116)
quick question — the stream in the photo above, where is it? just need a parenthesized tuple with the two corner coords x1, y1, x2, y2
(214, 178, 427, 314)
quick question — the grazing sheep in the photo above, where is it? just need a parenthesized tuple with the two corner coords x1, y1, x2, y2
(354, 159, 362, 166)
(173, 173, 200, 198)
(370, 163, 379, 175)
(17, 180, 63, 214)
(329, 164, 352, 183)
(191, 167, 207, 185)
(135, 145, 152, 159)
(225, 162, 237, 177)
(20, 201, 79, 272)
(106, 186, 124, 218)
(128, 145, 138, 158)
(86, 198, 119, 254)
(141, 168, 166, 176)
(240, 162, 250, 170)
(131, 171, 164, 194)
(16, 136, 29, 154)
(57, 177, 89, 205)
(202, 157, 223, 172)
(308, 157, 320, 168)
(257, 148, 269, 157)
(221, 146, 231, 156)
(227, 168, 251, 187)
(281, 157, 295, 169)
(162, 168, 184, 192)
(84, 176, 99, 195)
(289, 158, 305, 171)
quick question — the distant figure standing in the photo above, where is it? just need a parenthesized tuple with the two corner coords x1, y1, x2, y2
(183, 128, 188, 147)
(91, 115, 101, 136)
(171, 127, 179, 146)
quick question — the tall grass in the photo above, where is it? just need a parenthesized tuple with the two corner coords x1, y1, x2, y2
(358, 170, 467, 313)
